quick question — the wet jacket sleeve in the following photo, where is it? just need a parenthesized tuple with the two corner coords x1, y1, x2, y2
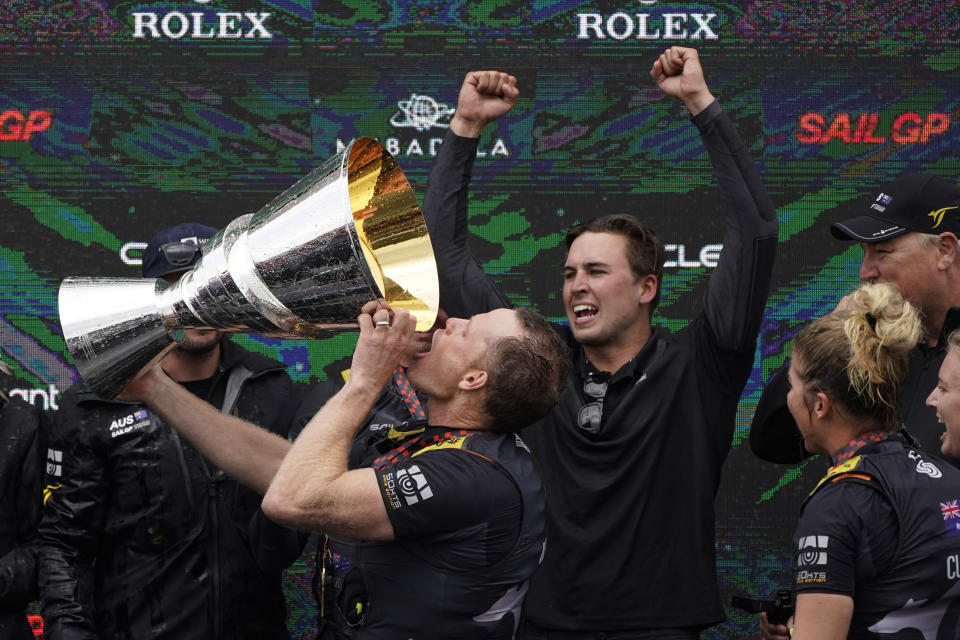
(247, 510, 307, 575)
(420, 129, 511, 318)
(0, 399, 46, 610)
(37, 396, 103, 640)
(693, 100, 778, 354)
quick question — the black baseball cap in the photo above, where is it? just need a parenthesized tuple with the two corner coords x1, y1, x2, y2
(141, 222, 217, 278)
(831, 173, 960, 242)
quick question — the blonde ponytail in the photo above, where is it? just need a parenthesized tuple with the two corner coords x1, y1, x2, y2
(843, 283, 923, 408)
(793, 283, 922, 431)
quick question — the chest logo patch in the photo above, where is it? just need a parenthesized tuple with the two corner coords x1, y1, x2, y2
(108, 409, 151, 439)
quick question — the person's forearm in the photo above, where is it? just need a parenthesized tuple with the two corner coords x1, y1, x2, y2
(143, 373, 290, 494)
(263, 380, 381, 529)
(791, 593, 852, 640)
(422, 128, 510, 317)
(680, 88, 715, 117)
(422, 128, 479, 259)
(694, 101, 778, 352)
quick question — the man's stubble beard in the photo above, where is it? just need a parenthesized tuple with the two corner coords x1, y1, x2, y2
(174, 331, 221, 356)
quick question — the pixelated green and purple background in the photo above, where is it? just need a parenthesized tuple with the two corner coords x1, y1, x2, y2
(1, 1, 958, 637)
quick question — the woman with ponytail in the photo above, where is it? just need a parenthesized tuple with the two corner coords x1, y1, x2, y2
(770, 283, 960, 640)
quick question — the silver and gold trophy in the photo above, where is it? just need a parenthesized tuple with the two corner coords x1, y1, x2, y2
(58, 138, 439, 399)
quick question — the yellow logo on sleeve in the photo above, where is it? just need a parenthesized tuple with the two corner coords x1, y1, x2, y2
(43, 484, 62, 506)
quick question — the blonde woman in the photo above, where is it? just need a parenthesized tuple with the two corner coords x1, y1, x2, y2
(769, 283, 960, 640)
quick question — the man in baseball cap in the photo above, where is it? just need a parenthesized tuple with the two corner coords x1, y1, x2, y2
(754, 173, 960, 640)
(751, 173, 960, 471)
(40, 220, 302, 639)
(831, 173, 960, 242)
(140, 221, 217, 278)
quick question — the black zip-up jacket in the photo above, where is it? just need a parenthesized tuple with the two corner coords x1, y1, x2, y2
(38, 340, 301, 640)
(750, 307, 960, 464)
(423, 101, 778, 629)
(0, 397, 46, 640)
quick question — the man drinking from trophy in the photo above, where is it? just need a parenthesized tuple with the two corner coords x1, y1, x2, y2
(119, 300, 568, 639)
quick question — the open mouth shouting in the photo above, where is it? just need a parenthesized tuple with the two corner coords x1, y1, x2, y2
(572, 303, 598, 326)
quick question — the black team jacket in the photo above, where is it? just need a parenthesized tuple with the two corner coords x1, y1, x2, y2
(38, 340, 301, 640)
(0, 397, 46, 640)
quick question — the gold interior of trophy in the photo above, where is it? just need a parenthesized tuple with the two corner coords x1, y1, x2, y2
(347, 139, 439, 331)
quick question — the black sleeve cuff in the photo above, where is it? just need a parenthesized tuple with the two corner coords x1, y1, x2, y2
(750, 364, 811, 464)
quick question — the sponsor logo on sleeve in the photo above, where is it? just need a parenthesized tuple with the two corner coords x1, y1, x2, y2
(395, 465, 433, 506)
(382, 471, 401, 510)
(796, 535, 829, 584)
(46, 448, 63, 477)
(7, 384, 60, 410)
(514, 434, 531, 453)
(916, 459, 943, 478)
(43, 483, 61, 506)
(798, 535, 828, 566)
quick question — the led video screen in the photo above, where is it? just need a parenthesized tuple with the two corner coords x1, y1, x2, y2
(2, 1, 958, 638)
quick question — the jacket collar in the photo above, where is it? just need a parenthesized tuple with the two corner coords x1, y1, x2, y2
(574, 326, 667, 384)
(940, 307, 960, 345)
